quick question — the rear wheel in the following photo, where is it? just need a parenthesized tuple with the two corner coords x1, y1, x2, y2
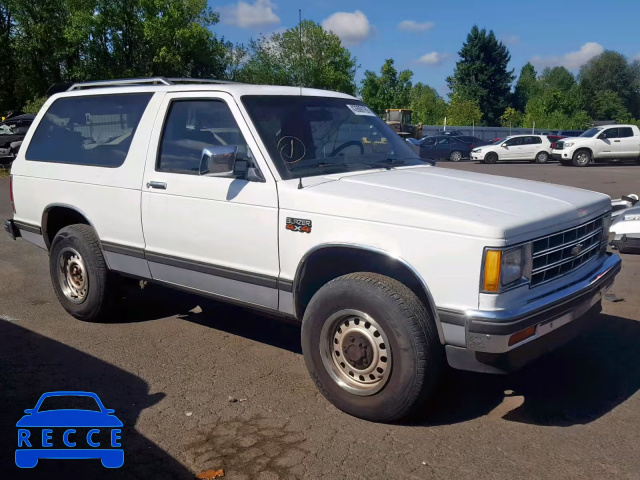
(449, 150, 463, 162)
(535, 151, 549, 164)
(573, 149, 591, 167)
(301, 273, 443, 423)
(484, 152, 498, 164)
(49, 224, 120, 322)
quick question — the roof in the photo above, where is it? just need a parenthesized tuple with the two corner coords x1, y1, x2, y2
(51, 78, 357, 101)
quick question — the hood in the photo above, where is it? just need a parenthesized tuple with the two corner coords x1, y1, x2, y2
(281, 166, 611, 242)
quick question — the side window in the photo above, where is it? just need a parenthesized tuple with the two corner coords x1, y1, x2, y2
(421, 137, 436, 146)
(26, 93, 152, 167)
(601, 128, 619, 139)
(505, 137, 520, 146)
(534, 136, 542, 144)
(437, 137, 450, 145)
(619, 127, 634, 138)
(157, 100, 251, 174)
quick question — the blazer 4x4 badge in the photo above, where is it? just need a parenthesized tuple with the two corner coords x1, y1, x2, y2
(286, 217, 312, 233)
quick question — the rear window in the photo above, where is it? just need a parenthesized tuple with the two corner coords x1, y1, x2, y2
(26, 93, 152, 167)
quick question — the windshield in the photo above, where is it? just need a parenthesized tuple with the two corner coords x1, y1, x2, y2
(492, 138, 504, 144)
(38, 395, 101, 412)
(241, 96, 425, 179)
(580, 128, 602, 138)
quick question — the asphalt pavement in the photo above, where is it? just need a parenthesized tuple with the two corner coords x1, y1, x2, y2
(1, 163, 640, 479)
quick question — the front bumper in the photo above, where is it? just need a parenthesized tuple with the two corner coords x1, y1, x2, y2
(4, 219, 20, 240)
(444, 253, 621, 373)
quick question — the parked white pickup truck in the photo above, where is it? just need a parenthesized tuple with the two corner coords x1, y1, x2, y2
(4, 78, 621, 422)
(552, 124, 640, 167)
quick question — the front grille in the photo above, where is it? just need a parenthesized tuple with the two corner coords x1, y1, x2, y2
(555, 141, 564, 150)
(531, 216, 604, 286)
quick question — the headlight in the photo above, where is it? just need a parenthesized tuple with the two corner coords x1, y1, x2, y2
(482, 244, 532, 292)
(563, 142, 575, 147)
(472, 148, 481, 153)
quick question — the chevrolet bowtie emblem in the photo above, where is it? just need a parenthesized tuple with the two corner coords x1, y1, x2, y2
(571, 243, 584, 256)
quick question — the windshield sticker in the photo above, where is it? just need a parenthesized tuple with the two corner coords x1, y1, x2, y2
(346, 104, 376, 116)
(277, 136, 306, 164)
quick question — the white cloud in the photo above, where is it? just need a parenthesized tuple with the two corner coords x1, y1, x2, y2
(398, 20, 435, 32)
(218, 0, 280, 29)
(416, 52, 451, 66)
(321, 10, 373, 46)
(530, 42, 604, 70)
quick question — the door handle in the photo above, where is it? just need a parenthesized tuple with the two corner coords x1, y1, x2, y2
(147, 181, 167, 190)
(614, 140, 620, 142)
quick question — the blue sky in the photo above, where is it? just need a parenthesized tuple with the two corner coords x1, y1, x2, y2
(209, 0, 640, 97)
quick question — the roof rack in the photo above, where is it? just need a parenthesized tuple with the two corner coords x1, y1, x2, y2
(66, 77, 239, 91)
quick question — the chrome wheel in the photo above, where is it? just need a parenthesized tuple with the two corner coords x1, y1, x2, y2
(536, 152, 548, 163)
(449, 150, 462, 162)
(575, 152, 590, 166)
(320, 309, 392, 396)
(57, 247, 88, 304)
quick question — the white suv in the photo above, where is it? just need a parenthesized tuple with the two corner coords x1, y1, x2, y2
(552, 125, 640, 167)
(471, 134, 553, 164)
(4, 78, 621, 422)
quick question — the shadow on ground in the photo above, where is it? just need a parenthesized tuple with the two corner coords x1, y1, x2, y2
(0, 318, 193, 479)
(110, 284, 640, 428)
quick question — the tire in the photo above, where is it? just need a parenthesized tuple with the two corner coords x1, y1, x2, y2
(301, 273, 443, 423)
(535, 151, 549, 164)
(49, 224, 119, 322)
(484, 152, 498, 164)
(449, 150, 463, 162)
(572, 149, 591, 167)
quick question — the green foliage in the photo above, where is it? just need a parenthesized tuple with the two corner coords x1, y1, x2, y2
(446, 25, 515, 125)
(23, 96, 47, 115)
(360, 59, 413, 115)
(446, 95, 482, 126)
(500, 107, 524, 127)
(579, 51, 640, 119)
(410, 83, 447, 125)
(237, 20, 357, 95)
(513, 63, 537, 111)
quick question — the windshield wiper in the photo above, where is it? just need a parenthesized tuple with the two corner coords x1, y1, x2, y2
(373, 158, 407, 170)
(289, 162, 351, 171)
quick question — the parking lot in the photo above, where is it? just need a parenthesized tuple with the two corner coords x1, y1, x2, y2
(1, 162, 640, 479)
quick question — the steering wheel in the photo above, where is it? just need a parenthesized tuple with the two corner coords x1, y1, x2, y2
(329, 141, 364, 157)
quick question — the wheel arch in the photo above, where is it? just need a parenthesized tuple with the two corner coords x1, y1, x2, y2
(41, 203, 95, 250)
(292, 243, 445, 344)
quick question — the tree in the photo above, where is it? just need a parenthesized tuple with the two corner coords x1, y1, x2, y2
(513, 63, 537, 111)
(591, 90, 632, 122)
(238, 20, 357, 95)
(0, 1, 17, 111)
(578, 51, 640, 119)
(500, 107, 524, 128)
(360, 59, 413, 115)
(446, 95, 482, 126)
(410, 83, 447, 125)
(446, 25, 515, 125)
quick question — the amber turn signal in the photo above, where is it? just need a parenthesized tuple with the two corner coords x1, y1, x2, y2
(483, 250, 502, 292)
(508, 326, 536, 346)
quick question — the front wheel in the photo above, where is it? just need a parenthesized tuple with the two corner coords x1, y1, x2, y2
(573, 149, 591, 167)
(449, 150, 463, 162)
(484, 152, 498, 164)
(301, 273, 443, 423)
(535, 151, 549, 164)
(49, 224, 120, 322)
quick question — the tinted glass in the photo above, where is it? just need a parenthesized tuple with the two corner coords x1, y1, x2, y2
(580, 128, 602, 137)
(505, 137, 522, 146)
(601, 128, 619, 139)
(619, 127, 634, 138)
(242, 96, 423, 179)
(420, 137, 436, 145)
(26, 93, 152, 167)
(157, 100, 251, 174)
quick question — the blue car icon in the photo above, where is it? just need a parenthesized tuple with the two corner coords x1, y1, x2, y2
(16, 391, 124, 468)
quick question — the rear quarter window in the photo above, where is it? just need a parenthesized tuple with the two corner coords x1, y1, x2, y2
(26, 93, 152, 167)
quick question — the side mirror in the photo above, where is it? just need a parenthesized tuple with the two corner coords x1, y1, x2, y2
(24, 409, 33, 414)
(199, 145, 238, 176)
(105, 409, 115, 414)
(501, 143, 508, 147)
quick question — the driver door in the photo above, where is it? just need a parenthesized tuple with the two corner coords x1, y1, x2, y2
(596, 128, 621, 159)
(501, 137, 523, 160)
(141, 92, 280, 309)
